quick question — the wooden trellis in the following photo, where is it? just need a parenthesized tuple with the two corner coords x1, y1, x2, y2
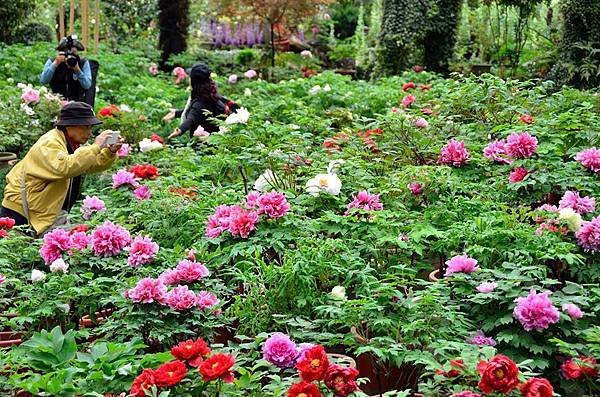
(58, 0, 101, 53)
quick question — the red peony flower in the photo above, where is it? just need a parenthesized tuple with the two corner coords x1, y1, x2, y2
(150, 134, 165, 144)
(418, 83, 432, 91)
(130, 164, 159, 179)
(171, 338, 211, 365)
(436, 359, 465, 378)
(130, 368, 156, 397)
(199, 353, 235, 383)
(98, 104, 120, 118)
(70, 224, 89, 234)
(0, 217, 15, 230)
(402, 82, 416, 91)
(154, 360, 187, 387)
(561, 357, 598, 380)
(0, 230, 8, 239)
(287, 381, 322, 397)
(520, 377, 554, 397)
(413, 65, 424, 72)
(520, 114, 534, 124)
(477, 354, 520, 394)
(296, 345, 330, 382)
(324, 364, 359, 396)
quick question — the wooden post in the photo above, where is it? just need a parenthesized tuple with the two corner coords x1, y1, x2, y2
(94, 0, 100, 53)
(69, 0, 75, 34)
(58, 0, 65, 40)
(82, 0, 89, 49)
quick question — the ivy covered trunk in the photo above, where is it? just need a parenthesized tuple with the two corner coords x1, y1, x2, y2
(550, 0, 600, 89)
(422, 0, 463, 74)
(158, 0, 190, 69)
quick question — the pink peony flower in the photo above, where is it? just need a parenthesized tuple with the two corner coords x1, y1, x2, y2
(414, 117, 429, 128)
(81, 196, 106, 220)
(116, 143, 130, 158)
(112, 169, 139, 189)
(228, 205, 259, 238)
(165, 285, 198, 311)
(193, 125, 210, 141)
(148, 64, 158, 76)
(483, 140, 512, 164)
(445, 254, 479, 276)
(159, 269, 181, 286)
(300, 50, 312, 58)
(513, 289, 560, 331)
(21, 87, 40, 104)
(476, 281, 497, 293)
(504, 132, 538, 159)
(228, 74, 238, 84)
(401, 94, 416, 108)
(558, 191, 595, 214)
(127, 235, 159, 267)
(422, 107, 433, 115)
(133, 185, 152, 201)
(537, 204, 559, 212)
(196, 291, 219, 310)
(438, 139, 470, 167)
(575, 147, 600, 173)
(128, 278, 166, 304)
(262, 332, 298, 368)
(408, 182, 423, 196)
(575, 216, 600, 252)
(91, 221, 132, 257)
(345, 190, 384, 215)
(257, 192, 291, 219)
(244, 191, 261, 209)
(509, 167, 528, 183)
(69, 231, 91, 251)
(205, 204, 233, 238)
(467, 330, 497, 346)
(562, 303, 584, 319)
(451, 392, 482, 397)
(244, 69, 257, 79)
(0, 274, 5, 284)
(174, 259, 209, 283)
(172, 66, 188, 84)
(39, 228, 71, 263)
(519, 114, 534, 124)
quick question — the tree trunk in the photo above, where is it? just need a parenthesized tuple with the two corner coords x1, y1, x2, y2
(158, 0, 190, 70)
(270, 22, 275, 67)
(422, 0, 463, 74)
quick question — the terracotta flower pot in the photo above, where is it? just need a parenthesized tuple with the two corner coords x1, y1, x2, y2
(79, 308, 114, 328)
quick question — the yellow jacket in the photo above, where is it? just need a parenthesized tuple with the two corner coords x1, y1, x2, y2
(2, 128, 116, 234)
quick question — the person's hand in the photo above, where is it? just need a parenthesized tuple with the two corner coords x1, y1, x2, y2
(71, 63, 81, 73)
(53, 53, 66, 66)
(108, 137, 125, 153)
(94, 131, 109, 147)
(167, 128, 182, 140)
(163, 109, 176, 122)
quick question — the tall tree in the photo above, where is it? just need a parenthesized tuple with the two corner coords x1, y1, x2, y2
(422, 0, 463, 74)
(158, 0, 190, 69)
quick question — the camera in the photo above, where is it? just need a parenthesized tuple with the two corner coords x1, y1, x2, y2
(103, 130, 121, 146)
(60, 35, 81, 68)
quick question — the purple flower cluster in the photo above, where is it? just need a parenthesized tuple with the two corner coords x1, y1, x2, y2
(200, 20, 264, 47)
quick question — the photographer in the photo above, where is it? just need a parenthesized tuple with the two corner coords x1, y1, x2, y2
(0, 102, 122, 236)
(40, 35, 92, 103)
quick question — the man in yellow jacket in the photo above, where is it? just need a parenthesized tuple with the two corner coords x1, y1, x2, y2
(0, 102, 122, 236)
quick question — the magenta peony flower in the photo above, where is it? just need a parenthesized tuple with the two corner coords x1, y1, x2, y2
(91, 221, 131, 257)
(467, 330, 497, 346)
(513, 289, 560, 331)
(575, 147, 600, 173)
(112, 169, 139, 189)
(445, 254, 479, 277)
(127, 235, 159, 267)
(575, 216, 600, 252)
(244, 191, 261, 209)
(39, 228, 71, 263)
(116, 143, 130, 158)
(451, 392, 482, 397)
(562, 303, 584, 319)
(165, 285, 198, 310)
(262, 332, 298, 368)
(227, 205, 259, 238)
(133, 185, 151, 201)
(414, 117, 429, 128)
(174, 259, 209, 283)
(244, 69, 257, 79)
(296, 343, 316, 362)
(509, 167, 528, 183)
(21, 87, 40, 104)
(128, 278, 166, 304)
(558, 191, 595, 214)
(81, 195, 106, 220)
(401, 94, 415, 108)
(257, 192, 291, 219)
(69, 231, 91, 251)
(159, 269, 181, 286)
(476, 281, 497, 293)
(504, 132, 538, 159)
(483, 140, 512, 164)
(408, 182, 423, 196)
(345, 190, 384, 215)
(196, 291, 219, 310)
(0, 274, 5, 284)
(438, 139, 470, 167)
(205, 204, 233, 238)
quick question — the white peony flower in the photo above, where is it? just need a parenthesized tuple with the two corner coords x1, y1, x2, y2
(119, 104, 132, 112)
(31, 269, 46, 282)
(244, 88, 252, 97)
(327, 159, 345, 175)
(49, 258, 69, 274)
(559, 207, 583, 232)
(225, 107, 250, 125)
(309, 85, 321, 95)
(216, 126, 229, 135)
(193, 125, 210, 142)
(330, 286, 346, 300)
(138, 138, 163, 153)
(323, 84, 331, 92)
(254, 169, 276, 192)
(306, 173, 342, 196)
(300, 50, 313, 58)
(21, 104, 35, 116)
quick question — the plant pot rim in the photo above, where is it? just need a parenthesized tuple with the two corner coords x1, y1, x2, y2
(429, 269, 440, 282)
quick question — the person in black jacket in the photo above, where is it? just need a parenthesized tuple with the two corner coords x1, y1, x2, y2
(164, 63, 238, 140)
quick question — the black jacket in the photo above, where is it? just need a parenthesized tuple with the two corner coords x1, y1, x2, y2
(176, 96, 238, 136)
(49, 58, 88, 102)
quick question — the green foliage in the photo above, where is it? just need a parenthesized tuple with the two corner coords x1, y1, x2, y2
(0, 0, 35, 43)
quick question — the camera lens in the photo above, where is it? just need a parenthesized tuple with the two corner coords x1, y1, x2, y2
(66, 56, 77, 67)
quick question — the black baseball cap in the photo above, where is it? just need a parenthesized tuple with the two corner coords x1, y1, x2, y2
(186, 63, 211, 81)
(57, 35, 85, 51)
(55, 102, 102, 126)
